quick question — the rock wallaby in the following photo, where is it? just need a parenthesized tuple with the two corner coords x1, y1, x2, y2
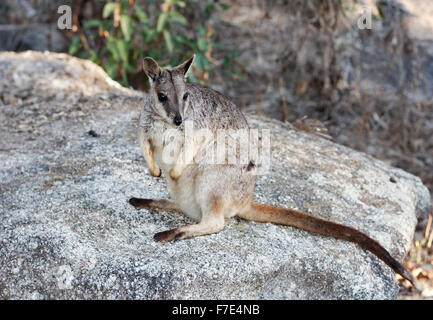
(129, 55, 418, 287)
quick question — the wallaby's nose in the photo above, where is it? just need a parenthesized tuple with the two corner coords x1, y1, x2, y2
(174, 115, 182, 126)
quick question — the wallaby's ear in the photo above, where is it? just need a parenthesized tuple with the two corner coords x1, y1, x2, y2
(173, 54, 195, 77)
(142, 57, 161, 82)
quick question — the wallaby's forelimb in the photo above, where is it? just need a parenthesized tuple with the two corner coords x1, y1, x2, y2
(138, 130, 161, 177)
(238, 203, 420, 288)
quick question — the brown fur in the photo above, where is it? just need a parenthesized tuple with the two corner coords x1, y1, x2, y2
(210, 195, 222, 213)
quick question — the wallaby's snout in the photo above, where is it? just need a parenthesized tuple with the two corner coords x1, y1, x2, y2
(174, 114, 182, 126)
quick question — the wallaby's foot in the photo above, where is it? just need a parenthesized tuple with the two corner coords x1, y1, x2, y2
(149, 167, 161, 177)
(169, 167, 182, 180)
(129, 197, 151, 208)
(154, 228, 186, 242)
(128, 198, 181, 212)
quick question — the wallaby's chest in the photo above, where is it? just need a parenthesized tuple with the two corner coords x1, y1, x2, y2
(148, 121, 203, 221)
(149, 121, 184, 173)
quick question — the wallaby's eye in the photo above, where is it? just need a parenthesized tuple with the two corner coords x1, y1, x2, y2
(183, 92, 189, 101)
(157, 92, 167, 102)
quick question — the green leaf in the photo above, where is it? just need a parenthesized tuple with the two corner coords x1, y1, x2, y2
(120, 15, 134, 41)
(176, 36, 194, 47)
(105, 61, 118, 79)
(197, 37, 207, 51)
(124, 63, 135, 73)
(169, 11, 187, 25)
(163, 29, 173, 54)
(198, 24, 206, 36)
(120, 0, 129, 9)
(174, 0, 186, 8)
(89, 50, 99, 63)
(103, 2, 117, 19)
(142, 28, 157, 43)
(68, 36, 81, 55)
(83, 19, 102, 29)
(101, 20, 112, 31)
(116, 39, 129, 63)
(204, 4, 215, 19)
(219, 3, 230, 10)
(202, 54, 212, 67)
(106, 36, 120, 61)
(157, 13, 168, 33)
(210, 41, 222, 49)
(195, 52, 204, 71)
(134, 6, 149, 23)
(120, 68, 129, 86)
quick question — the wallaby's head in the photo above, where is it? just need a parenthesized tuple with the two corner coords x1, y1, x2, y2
(143, 55, 195, 126)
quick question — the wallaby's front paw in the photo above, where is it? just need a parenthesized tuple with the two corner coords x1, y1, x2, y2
(169, 167, 181, 180)
(154, 228, 185, 242)
(149, 167, 161, 177)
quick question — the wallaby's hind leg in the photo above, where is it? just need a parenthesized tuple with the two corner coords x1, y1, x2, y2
(129, 198, 181, 213)
(154, 212, 225, 242)
(153, 196, 226, 242)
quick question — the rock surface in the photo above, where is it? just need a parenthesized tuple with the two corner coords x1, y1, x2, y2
(0, 51, 430, 299)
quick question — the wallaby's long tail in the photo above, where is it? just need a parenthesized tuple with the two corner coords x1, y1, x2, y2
(239, 203, 420, 288)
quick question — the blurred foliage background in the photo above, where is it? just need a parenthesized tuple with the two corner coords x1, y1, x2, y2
(67, 0, 238, 88)
(0, 0, 432, 298)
